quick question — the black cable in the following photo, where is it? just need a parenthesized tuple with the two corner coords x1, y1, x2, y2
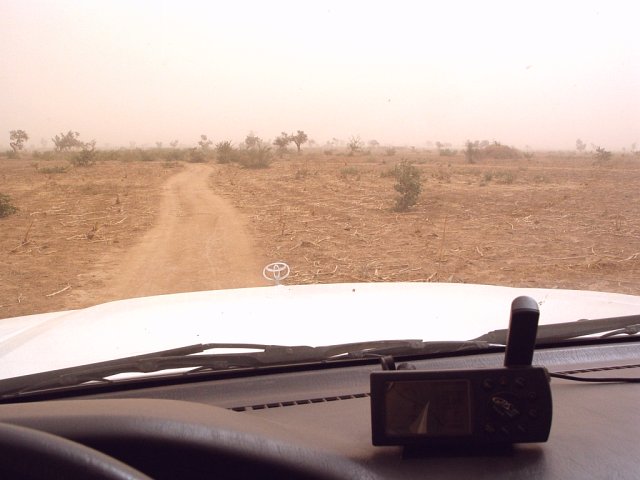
(550, 372, 640, 383)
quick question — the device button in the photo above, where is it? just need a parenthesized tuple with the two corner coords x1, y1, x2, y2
(528, 408, 539, 419)
(516, 424, 527, 433)
(491, 395, 521, 419)
(499, 376, 509, 387)
(515, 377, 526, 388)
(483, 378, 495, 390)
(484, 423, 496, 434)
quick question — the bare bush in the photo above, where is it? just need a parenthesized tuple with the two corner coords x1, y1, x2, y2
(576, 138, 587, 153)
(52, 131, 84, 152)
(339, 166, 360, 179)
(238, 144, 272, 169)
(187, 148, 207, 163)
(215, 141, 236, 164)
(593, 146, 612, 163)
(494, 170, 516, 184)
(439, 148, 457, 157)
(478, 142, 520, 159)
(464, 140, 478, 163)
(70, 140, 97, 167)
(0, 193, 18, 217)
(347, 136, 363, 155)
(39, 165, 68, 174)
(9, 130, 29, 153)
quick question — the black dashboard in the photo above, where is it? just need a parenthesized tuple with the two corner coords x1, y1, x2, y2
(0, 340, 639, 479)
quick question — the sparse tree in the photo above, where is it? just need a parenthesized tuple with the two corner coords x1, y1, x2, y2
(169, 140, 179, 148)
(576, 138, 587, 153)
(593, 146, 612, 163)
(347, 135, 363, 155)
(244, 132, 262, 150)
(9, 130, 29, 153)
(368, 139, 380, 148)
(155, 141, 163, 149)
(198, 134, 213, 150)
(52, 131, 84, 151)
(290, 130, 308, 153)
(273, 132, 292, 157)
(464, 140, 479, 164)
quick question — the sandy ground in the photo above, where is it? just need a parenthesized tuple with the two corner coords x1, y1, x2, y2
(1, 160, 268, 319)
(2, 151, 639, 320)
(69, 163, 269, 306)
(210, 152, 640, 294)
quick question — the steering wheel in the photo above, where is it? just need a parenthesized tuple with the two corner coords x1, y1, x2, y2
(0, 399, 378, 479)
(0, 422, 151, 480)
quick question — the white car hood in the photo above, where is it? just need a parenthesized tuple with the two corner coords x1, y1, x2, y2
(2, 282, 640, 380)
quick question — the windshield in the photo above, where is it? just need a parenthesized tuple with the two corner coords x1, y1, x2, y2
(1, 2, 639, 380)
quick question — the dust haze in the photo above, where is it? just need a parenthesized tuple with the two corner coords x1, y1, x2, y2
(1, 1, 639, 150)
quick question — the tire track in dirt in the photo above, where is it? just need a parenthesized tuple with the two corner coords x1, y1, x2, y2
(72, 163, 269, 304)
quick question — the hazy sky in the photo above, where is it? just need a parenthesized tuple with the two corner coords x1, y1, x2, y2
(2, 1, 639, 150)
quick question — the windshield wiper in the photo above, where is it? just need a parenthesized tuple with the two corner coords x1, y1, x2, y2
(473, 314, 640, 344)
(5, 314, 638, 400)
(0, 340, 491, 399)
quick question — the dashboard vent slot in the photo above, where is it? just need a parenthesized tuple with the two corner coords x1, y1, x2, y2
(230, 392, 370, 412)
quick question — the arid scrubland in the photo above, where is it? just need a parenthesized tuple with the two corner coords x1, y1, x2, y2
(1, 145, 639, 319)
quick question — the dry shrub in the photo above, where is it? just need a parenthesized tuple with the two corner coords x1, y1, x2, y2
(393, 161, 422, 211)
(238, 145, 272, 169)
(479, 144, 521, 159)
(0, 193, 18, 217)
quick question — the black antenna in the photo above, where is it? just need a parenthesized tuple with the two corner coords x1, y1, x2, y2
(504, 296, 540, 367)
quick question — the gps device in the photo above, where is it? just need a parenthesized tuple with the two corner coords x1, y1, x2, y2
(371, 296, 552, 446)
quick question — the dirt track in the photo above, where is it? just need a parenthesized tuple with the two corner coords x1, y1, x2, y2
(71, 163, 268, 305)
